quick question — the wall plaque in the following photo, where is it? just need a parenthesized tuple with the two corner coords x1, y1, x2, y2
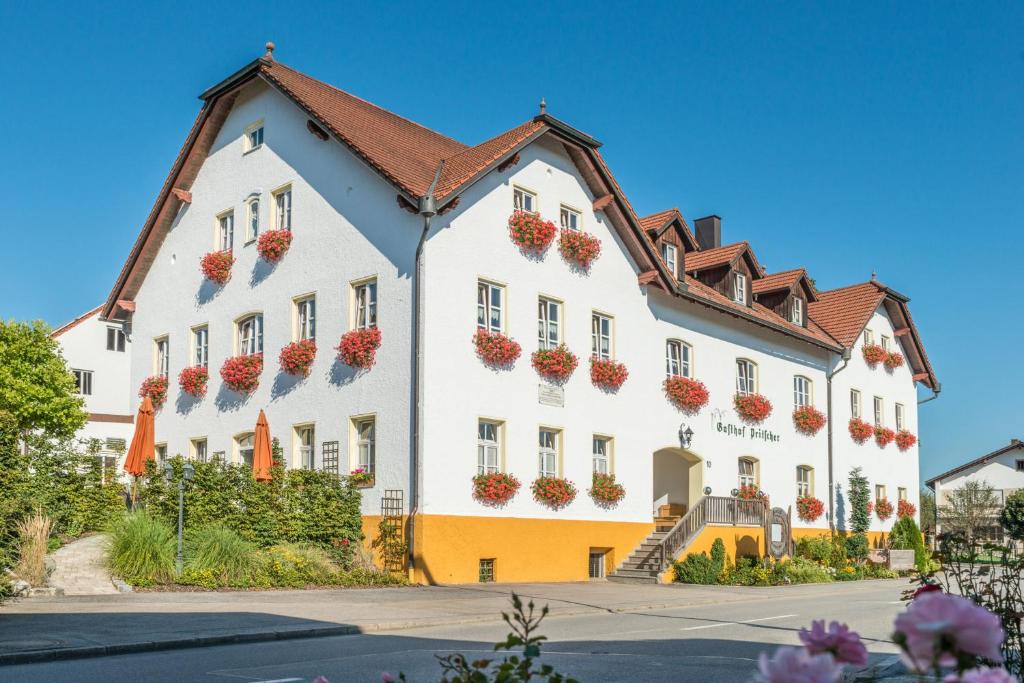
(538, 384, 564, 407)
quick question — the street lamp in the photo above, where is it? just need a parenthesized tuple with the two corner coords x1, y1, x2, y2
(163, 461, 194, 575)
(678, 423, 694, 450)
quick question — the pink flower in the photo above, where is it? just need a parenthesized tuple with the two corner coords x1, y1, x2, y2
(950, 667, 1019, 683)
(913, 584, 943, 600)
(893, 592, 1004, 672)
(799, 620, 869, 666)
(381, 674, 397, 683)
(755, 647, 843, 683)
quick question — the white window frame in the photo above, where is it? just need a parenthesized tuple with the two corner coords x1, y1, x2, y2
(190, 438, 208, 463)
(559, 204, 581, 231)
(355, 417, 376, 474)
(192, 325, 209, 368)
(881, 335, 891, 351)
(155, 443, 168, 464)
(864, 329, 875, 346)
(273, 186, 292, 231)
(235, 433, 254, 466)
(538, 428, 560, 478)
(875, 484, 887, 503)
(797, 465, 812, 498)
(295, 295, 316, 341)
(592, 436, 612, 474)
(791, 297, 804, 325)
(295, 424, 315, 470)
(736, 359, 757, 395)
(218, 210, 234, 251)
(895, 403, 905, 431)
(513, 186, 537, 214)
(244, 120, 264, 153)
(850, 389, 862, 419)
(738, 457, 757, 489)
(477, 420, 502, 475)
(353, 279, 378, 330)
(793, 376, 812, 408)
(537, 297, 562, 350)
(246, 197, 260, 242)
(873, 396, 884, 427)
(661, 242, 678, 277)
(733, 272, 747, 304)
(237, 314, 264, 355)
(72, 369, 93, 396)
(477, 280, 504, 334)
(898, 487, 908, 501)
(591, 312, 613, 360)
(106, 327, 126, 352)
(154, 336, 170, 377)
(666, 339, 692, 378)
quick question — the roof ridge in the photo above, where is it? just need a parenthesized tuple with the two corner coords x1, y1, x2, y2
(442, 119, 537, 162)
(51, 305, 103, 338)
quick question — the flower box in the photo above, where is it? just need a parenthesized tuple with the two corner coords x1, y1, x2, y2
(257, 228, 293, 262)
(472, 472, 520, 507)
(897, 499, 917, 519)
(663, 376, 710, 414)
(508, 211, 557, 253)
(558, 229, 601, 269)
(473, 330, 521, 368)
(848, 418, 873, 444)
(734, 393, 773, 423)
(862, 344, 887, 367)
(793, 405, 827, 436)
(220, 354, 263, 393)
(337, 327, 382, 369)
(279, 339, 317, 376)
(875, 498, 894, 521)
(178, 365, 208, 398)
(531, 344, 578, 382)
(874, 426, 896, 448)
(531, 476, 577, 510)
(139, 375, 169, 409)
(200, 250, 234, 285)
(796, 496, 825, 522)
(737, 485, 769, 507)
(895, 430, 918, 452)
(590, 357, 628, 391)
(884, 351, 905, 370)
(348, 468, 374, 488)
(589, 472, 625, 508)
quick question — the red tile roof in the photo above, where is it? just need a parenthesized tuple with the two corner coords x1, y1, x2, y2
(51, 305, 102, 338)
(638, 208, 679, 231)
(684, 242, 749, 272)
(434, 120, 545, 199)
(752, 268, 805, 295)
(808, 281, 886, 347)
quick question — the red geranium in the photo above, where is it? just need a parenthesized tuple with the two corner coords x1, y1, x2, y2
(895, 430, 918, 452)
(590, 357, 628, 391)
(473, 330, 521, 368)
(849, 418, 874, 444)
(279, 339, 317, 376)
(737, 484, 760, 500)
(589, 473, 626, 507)
(875, 426, 896, 447)
(472, 472, 520, 507)
(178, 366, 208, 398)
(256, 229, 293, 263)
(862, 344, 887, 367)
(663, 376, 710, 413)
(531, 476, 577, 510)
(508, 211, 557, 253)
(337, 328, 382, 369)
(200, 250, 234, 285)
(138, 375, 169, 409)
(220, 354, 263, 393)
(531, 344, 578, 381)
(793, 405, 826, 436)
(876, 498, 894, 521)
(897, 499, 917, 519)
(796, 496, 825, 522)
(884, 351, 905, 370)
(734, 393, 773, 423)
(867, 501, 874, 515)
(558, 229, 602, 269)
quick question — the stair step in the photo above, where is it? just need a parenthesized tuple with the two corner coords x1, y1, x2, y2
(610, 567, 661, 579)
(607, 574, 659, 585)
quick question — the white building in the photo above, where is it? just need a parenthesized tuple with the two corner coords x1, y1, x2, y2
(98, 44, 939, 583)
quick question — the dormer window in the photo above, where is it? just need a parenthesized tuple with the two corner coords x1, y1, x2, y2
(661, 243, 678, 277)
(790, 297, 804, 325)
(733, 272, 747, 305)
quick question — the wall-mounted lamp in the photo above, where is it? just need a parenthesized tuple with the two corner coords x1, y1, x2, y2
(703, 486, 712, 496)
(678, 423, 694, 450)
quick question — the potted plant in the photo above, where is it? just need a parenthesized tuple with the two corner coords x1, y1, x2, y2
(531, 476, 577, 510)
(348, 468, 374, 488)
(473, 329, 521, 368)
(558, 230, 602, 269)
(876, 498, 894, 521)
(862, 344, 887, 368)
(508, 211, 557, 253)
(848, 418, 873, 444)
(279, 339, 317, 376)
(139, 375, 169, 409)
(897, 499, 917, 519)
(884, 351, 905, 370)
(531, 344, 578, 382)
(220, 354, 263, 393)
(178, 366, 208, 398)
(589, 472, 625, 508)
(337, 328, 382, 369)
(734, 393, 773, 423)
(874, 426, 896, 448)
(793, 405, 826, 436)
(796, 496, 825, 522)
(472, 472, 521, 507)
(200, 250, 234, 285)
(257, 229, 293, 262)
(895, 430, 918, 452)
(590, 357, 628, 391)
(663, 376, 710, 413)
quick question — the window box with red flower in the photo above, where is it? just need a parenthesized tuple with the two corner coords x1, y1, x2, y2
(590, 357, 628, 391)
(737, 484, 761, 501)
(558, 229, 602, 270)
(874, 426, 896, 447)
(793, 405, 826, 436)
(508, 211, 557, 253)
(200, 250, 234, 285)
(862, 344, 887, 367)
(531, 344, 578, 382)
(472, 472, 520, 507)
(897, 499, 917, 519)
(663, 376, 710, 414)
(473, 330, 521, 368)
(734, 393, 773, 423)
(279, 339, 317, 376)
(178, 366, 208, 398)
(139, 375, 169, 409)
(884, 351, 905, 370)
(589, 473, 625, 508)
(220, 354, 263, 393)
(849, 418, 873, 444)
(895, 430, 917, 452)
(256, 228, 293, 263)
(348, 468, 374, 488)
(337, 327, 382, 369)
(875, 498, 894, 521)
(796, 496, 825, 522)
(531, 476, 577, 510)
(867, 500, 874, 515)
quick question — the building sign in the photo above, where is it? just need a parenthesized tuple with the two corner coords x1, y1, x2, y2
(710, 409, 781, 444)
(538, 384, 564, 407)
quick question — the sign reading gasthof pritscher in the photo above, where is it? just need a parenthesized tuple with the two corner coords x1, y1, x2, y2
(538, 384, 564, 407)
(709, 409, 781, 444)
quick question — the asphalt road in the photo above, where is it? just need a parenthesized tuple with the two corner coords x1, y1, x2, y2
(2, 580, 909, 682)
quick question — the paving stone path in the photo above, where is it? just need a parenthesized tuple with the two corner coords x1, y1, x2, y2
(47, 534, 118, 595)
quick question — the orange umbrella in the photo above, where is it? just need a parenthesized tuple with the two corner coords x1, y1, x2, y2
(252, 409, 273, 482)
(124, 396, 156, 476)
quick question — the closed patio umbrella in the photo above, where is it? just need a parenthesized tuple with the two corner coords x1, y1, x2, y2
(252, 409, 273, 482)
(123, 396, 155, 477)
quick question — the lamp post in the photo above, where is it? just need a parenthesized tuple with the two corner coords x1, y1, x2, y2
(163, 461, 194, 575)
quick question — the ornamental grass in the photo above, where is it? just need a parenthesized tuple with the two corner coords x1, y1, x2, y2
(178, 365, 208, 397)
(874, 426, 896, 448)
(558, 229, 602, 269)
(139, 375, 169, 409)
(895, 430, 918, 452)
(220, 354, 263, 393)
(875, 498, 894, 521)
(256, 228, 293, 263)
(106, 511, 177, 586)
(589, 473, 625, 508)
(590, 357, 628, 391)
(793, 405, 827, 436)
(884, 351, 905, 370)
(663, 376, 710, 413)
(184, 524, 262, 587)
(200, 250, 234, 285)
(796, 496, 825, 523)
(531, 476, 577, 510)
(15, 510, 52, 587)
(531, 344, 578, 382)
(472, 472, 520, 507)
(279, 339, 317, 376)
(734, 393, 773, 423)
(848, 418, 873, 444)
(861, 344, 887, 367)
(337, 327, 382, 369)
(508, 210, 557, 253)
(473, 329, 521, 368)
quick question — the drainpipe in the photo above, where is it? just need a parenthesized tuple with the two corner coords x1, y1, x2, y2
(918, 383, 941, 405)
(826, 348, 852, 534)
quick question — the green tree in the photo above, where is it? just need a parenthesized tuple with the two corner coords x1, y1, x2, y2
(919, 488, 937, 538)
(1001, 489, 1024, 541)
(939, 480, 1001, 543)
(848, 467, 870, 533)
(0, 320, 86, 439)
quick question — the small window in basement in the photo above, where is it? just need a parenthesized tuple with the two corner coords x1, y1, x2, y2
(479, 558, 496, 583)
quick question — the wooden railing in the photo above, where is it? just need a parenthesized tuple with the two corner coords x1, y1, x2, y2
(658, 495, 767, 569)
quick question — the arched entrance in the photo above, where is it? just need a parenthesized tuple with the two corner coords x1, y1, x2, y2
(652, 447, 703, 519)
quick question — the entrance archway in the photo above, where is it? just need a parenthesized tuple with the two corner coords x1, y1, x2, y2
(652, 447, 703, 518)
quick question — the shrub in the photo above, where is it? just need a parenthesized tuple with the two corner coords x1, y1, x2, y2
(889, 516, 928, 573)
(848, 418, 874, 444)
(200, 250, 234, 285)
(589, 472, 625, 507)
(1001, 489, 1024, 541)
(793, 406, 826, 435)
(829, 534, 848, 569)
(848, 467, 871, 533)
(710, 538, 726, 581)
(337, 328, 382, 369)
(178, 365, 208, 397)
(138, 375, 169, 409)
(185, 524, 261, 586)
(531, 477, 577, 510)
(473, 330, 521, 368)
(796, 534, 833, 564)
(674, 551, 718, 584)
(508, 210, 557, 253)
(256, 228, 293, 262)
(106, 511, 177, 585)
(778, 556, 833, 584)
(734, 393, 772, 423)
(261, 543, 340, 587)
(472, 472, 520, 507)
(663, 376, 710, 413)
(220, 354, 263, 393)
(845, 533, 869, 563)
(531, 344, 578, 381)
(589, 357, 628, 390)
(558, 229, 601, 269)
(15, 510, 52, 586)
(279, 339, 317, 376)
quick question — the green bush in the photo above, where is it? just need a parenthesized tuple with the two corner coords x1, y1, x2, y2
(673, 551, 718, 584)
(709, 538, 726, 581)
(796, 534, 833, 564)
(845, 533, 869, 562)
(778, 557, 833, 584)
(889, 516, 928, 573)
(1001, 490, 1024, 541)
(261, 543, 341, 587)
(106, 512, 176, 586)
(185, 525, 261, 587)
(830, 534, 849, 569)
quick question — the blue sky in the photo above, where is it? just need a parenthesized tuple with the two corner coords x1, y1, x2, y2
(1, 2, 1021, 481)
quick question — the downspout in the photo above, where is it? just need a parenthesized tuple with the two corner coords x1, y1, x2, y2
(827, 348, 852, 534)
(918, 383, 941, 405)
(918, 384, 940, 546)
(407, 164, 442, 580)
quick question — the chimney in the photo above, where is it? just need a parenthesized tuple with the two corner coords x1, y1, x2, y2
(694, 215, 721, 250)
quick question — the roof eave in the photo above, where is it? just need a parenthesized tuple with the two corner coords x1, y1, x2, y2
(532, 113, 602, 148)
(198, 58, 268, 101)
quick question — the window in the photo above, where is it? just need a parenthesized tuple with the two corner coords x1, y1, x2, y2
(244, 121, 264, 152)
(236, 434, 254, 466)
(864, 329, 875, 346)
(560, 205, 580, 231)
(895, 403, 905, 431)
(793, 376, 812, 408)
(661, 243, 678, 277)
(538, 428, 560, 478)
(246, 198, 260, 241)
(155, 443, 168, 463)
(588, 550, 606, 579)
(354, 279, 378, 330)
(154, 337, 169, 377)
(537, 297, 561, 350)
(192, 326, 209, 367)
(106, 327, 126, 352)
(477, 420, 501, 475)
(738, 458, 757, 488)
(296, 425, 315, 470)
(875, 484, 887, 502)
(898, 487, 907, 501)
(296, 296, 316, 341)
(477, 280, 504, 333)
(1018, 460, 1024, 473)
(873, 396, 884, 427)
(191, 438, 208, 463)
(736, 359, 757, 395)
(666, 340, 692, 378)
(356, 418, 375, 474)
(513, 186, 536, 213)
(479, 558, 496, 583)
(72, 369, 93, 395)
(791, 297, 804, 325)
(881, 335, 891, 351)
(593, 436, 611, 474)
(237, 314, 263, 355)
(218, 211, 234, 251)
(850, 389, 862, 419)
(733, 272, 747, 304)
(797, 466, 812, 497)
(591, 313, 612, 360)
(274, 187, 292, 230)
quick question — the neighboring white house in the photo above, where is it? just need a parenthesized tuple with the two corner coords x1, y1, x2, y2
(96, 44, 939, 584)
(51, 306, 134, 474)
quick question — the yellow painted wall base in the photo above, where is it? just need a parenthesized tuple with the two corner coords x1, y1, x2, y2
(657, 524, 772, 583)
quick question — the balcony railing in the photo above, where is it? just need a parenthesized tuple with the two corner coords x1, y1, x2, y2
(658, 495, 767, 569)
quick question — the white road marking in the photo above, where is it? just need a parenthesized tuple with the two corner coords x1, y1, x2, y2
(680, 614, 798, 631)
